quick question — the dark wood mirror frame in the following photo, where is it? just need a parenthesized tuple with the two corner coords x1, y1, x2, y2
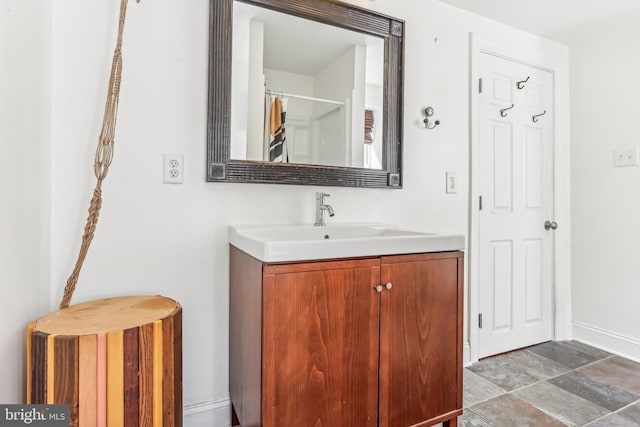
(207, 0, 404, 188)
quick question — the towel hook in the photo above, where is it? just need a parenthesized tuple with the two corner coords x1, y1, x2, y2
(532, 110, 547, 123)
(516, 77, 530, 89)
(423, 106, 440, 129)
(499, 104, 515, 117)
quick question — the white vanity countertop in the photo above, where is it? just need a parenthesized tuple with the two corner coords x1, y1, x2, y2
(229, 223, 465, 263)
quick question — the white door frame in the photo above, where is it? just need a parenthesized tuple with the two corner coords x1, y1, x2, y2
(468, 34, 572, 365)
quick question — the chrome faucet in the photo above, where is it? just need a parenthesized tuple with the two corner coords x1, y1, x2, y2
(314, 192, 335, 226)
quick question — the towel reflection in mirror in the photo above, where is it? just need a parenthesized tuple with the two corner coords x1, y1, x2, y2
(264, 95, 288, 162)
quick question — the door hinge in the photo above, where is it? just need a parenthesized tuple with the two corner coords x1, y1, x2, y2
(478, 313, 483, 329)
(479, 77, 483, 94)
(479, 195, 483, 211)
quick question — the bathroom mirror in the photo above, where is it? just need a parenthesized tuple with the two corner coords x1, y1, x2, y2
(208, 0, 404, 188)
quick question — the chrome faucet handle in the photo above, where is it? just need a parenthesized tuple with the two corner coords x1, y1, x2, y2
(315, 192, 333, 226)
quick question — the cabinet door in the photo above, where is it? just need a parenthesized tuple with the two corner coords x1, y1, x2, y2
(262, 259, 380, 427)
(379, 253, 463, 427)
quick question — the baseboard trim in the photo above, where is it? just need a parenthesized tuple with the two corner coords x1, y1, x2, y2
(184, 398, 231, 427)
(573, 322, 640, 363)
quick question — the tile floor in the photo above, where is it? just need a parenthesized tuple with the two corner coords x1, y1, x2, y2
(462, 341, 640, 426)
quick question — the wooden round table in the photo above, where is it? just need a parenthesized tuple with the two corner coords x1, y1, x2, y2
(27, 295, 182, 427)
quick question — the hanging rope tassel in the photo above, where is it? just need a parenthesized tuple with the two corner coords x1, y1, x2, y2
(60, 0, 130, 309)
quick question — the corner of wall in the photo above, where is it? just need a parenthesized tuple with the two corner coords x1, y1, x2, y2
(0, 0, 53, 403)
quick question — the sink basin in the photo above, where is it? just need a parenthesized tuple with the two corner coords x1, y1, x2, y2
(229, 223, 465, 262)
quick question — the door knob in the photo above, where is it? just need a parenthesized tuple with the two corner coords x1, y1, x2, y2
(385, 282, 393, 290)
(375, 285, 383, 293)
(544, 221, 558, 230)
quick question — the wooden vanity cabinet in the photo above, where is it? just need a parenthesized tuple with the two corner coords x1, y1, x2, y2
(229, 246, 463, 427)
(379, 253, 463, 427)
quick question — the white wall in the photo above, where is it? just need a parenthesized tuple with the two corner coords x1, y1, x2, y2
(0, 0, 51, 403)
(263, 68, 315, 117)
(230, 7, 251, 160)
(563, 10, 640, 359)
(314, 45, 357, 114)
(351, 44, 367, 168)
(313, 46, 358, 167)
(0, 0, 568, 424)
(245, 20, 265, 162)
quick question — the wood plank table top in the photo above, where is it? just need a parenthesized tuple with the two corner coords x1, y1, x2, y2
(33, 295, 180, 335)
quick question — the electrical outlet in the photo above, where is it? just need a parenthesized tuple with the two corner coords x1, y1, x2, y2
(163, 154, 184, 184)
(613, 147, 639, 167)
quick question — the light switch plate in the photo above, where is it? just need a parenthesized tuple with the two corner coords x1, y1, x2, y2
(446, 171, 457, 194)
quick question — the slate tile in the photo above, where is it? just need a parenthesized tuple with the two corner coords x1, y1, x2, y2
(616, 401, 640, 424)
(464, 369, 506, 407)
(467, 355, 540, 391)
(579, 356, 640, 395)
(609, 355, 640, 373)
(513, 381, 609, 426)
(527, 341, 600, 369)
(465, 343, 640, 427)
(549, 370, 638, 411)
(471, 394, 566, 427)
(459, 408, 497, 427)
(563, 340, 611, 361)
(587, 413, 639, 427)
(503, 348, 571, 379)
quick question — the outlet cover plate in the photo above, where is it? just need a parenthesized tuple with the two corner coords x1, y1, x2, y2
(613, 147, 639, 168)
(163, 154, 184, 184)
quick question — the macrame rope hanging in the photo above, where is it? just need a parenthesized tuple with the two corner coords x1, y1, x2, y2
(60, 0, 131, 309)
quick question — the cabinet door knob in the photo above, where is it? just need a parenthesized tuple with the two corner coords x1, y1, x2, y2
(375, 285, 383, 293)
(385, 282, 393, 290)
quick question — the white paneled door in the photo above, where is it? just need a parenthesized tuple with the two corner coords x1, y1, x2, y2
(478, 53, 555, 358)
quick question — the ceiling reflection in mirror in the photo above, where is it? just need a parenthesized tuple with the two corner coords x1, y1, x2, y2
(230, 2, 385, 169)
